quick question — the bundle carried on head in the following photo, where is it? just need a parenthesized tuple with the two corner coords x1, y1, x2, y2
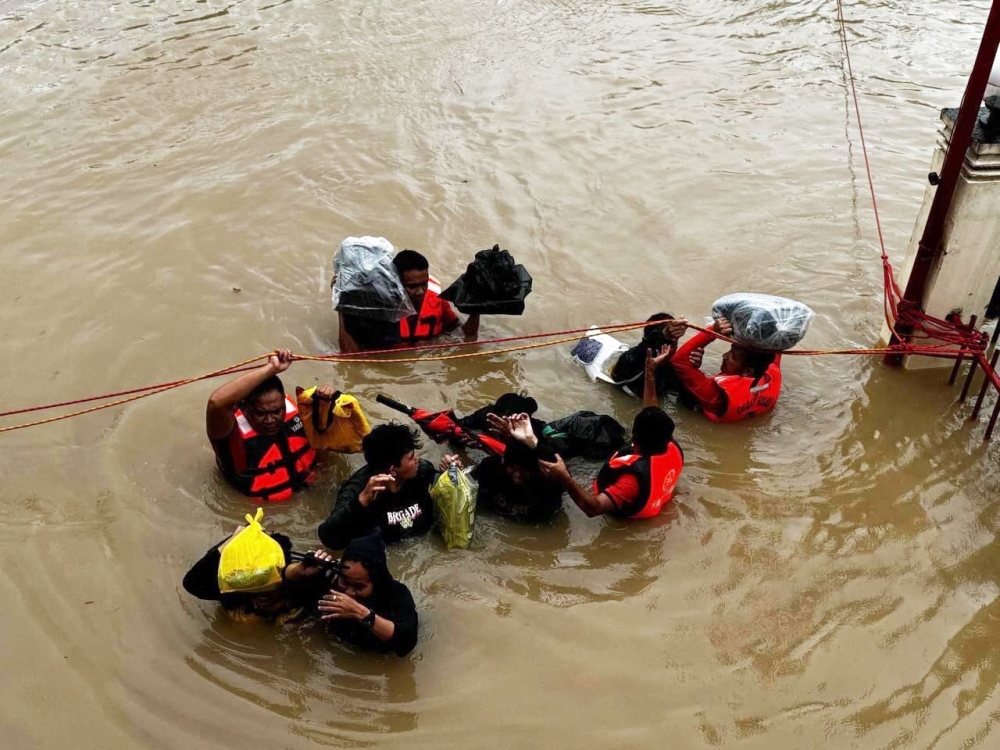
(332, 236, 415, 322)
(711, 293, 815, 351)
(440, 244, 533, 315)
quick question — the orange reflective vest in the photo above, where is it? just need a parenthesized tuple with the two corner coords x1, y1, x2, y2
(593, 443, 684, 519)
(227, 396, 316, 502)
(399, 276, 455, 343)
(708, 363, 782, 423)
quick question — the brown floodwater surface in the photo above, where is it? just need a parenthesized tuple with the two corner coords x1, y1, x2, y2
(3, 0, 1000, 747)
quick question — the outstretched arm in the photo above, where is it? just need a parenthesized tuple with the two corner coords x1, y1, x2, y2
(539, 454, 615, 518)
(669, 322, 726, 416)
(206, 350, 292, 440)
(642, 344, 675, 408)
(461, 313, 481, 341)
(338, 313, 361, 353)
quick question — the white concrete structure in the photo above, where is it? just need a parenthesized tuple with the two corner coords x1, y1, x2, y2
(884, 108, 1000, 368)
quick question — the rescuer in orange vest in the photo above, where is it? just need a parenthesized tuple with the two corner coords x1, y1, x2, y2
(539, 347, 684, 519)
(206, 349, 336, 501)
(667, 318, 782, 422)
(338, 249, 481, 352)
(393, 250, 480, 346)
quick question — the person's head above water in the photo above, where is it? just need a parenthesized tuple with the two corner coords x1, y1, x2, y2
(362, 422, 422, 480)
(720, 344, 776, 379)
(502, 439, 542, 486)
(393, 250, 431, 308)
(242, 375, 286, 437)
(630, 406, 675, 455)
(336, 531, 391, 602)
(642, 312, 675, 349)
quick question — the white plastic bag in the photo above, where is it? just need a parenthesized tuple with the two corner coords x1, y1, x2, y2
(332, 236, 415, 322)
(570, 327, 631, 384)
(711, 293, 815, 351)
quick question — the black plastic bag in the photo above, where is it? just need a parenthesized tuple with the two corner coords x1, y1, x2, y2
(458, 393, 545, 434)
(440, 245, 533, 315)
(541, 411, 626, 461)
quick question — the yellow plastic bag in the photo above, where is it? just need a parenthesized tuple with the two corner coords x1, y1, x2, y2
(217, 508, 286, 594)
(295, 387, 371, 453)
(430, 466, 478, 550)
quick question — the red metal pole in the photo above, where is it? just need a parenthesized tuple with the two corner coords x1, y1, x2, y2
(900, 1, 1000, 309)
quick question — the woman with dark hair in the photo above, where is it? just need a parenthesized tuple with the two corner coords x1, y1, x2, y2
(318, 531, 418, 656)
(468, 414, 565, 523)
(540, 348, 685, 519)
(318, 423, 438, 549)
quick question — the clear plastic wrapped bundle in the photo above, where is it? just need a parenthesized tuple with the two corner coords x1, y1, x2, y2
(711, 293, 815, 351)
(331, 236, 415, 322)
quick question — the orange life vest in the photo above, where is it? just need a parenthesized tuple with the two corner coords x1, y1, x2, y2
(593, 443, 684, 519)
(707, 363, 782, 423)
(228, 396, 316, 502)
(399, 276, 452, 342)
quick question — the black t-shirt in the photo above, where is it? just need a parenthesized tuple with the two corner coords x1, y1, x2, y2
(342, 313, 401, 350)
(318, 460, 437, 549)
(473, 455, 564, 522)
(611, 343, 696, 407)
(326, 579, 419, 657)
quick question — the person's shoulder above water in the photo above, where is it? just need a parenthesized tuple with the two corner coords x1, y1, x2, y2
(318, 531, 419, 656)
(205, 349, 320, 502)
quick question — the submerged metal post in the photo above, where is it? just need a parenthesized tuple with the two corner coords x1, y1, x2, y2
(960, 354, 981, 402)
(986, 389, 1000, 439)
(949, 354, 964, 386)
(971, 349, 1000, 419)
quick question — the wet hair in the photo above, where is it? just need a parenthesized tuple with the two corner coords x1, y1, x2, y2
(494, 392, 538, 416)
(643, 312, 674, 345)
(362, 422, 422, 472)
(341, 530, 391, 592)
(247, 375, 284, 406)
(631, 407, 675, 455)
(503, 440, 540, 473)
(745, 349, 777, 381)
(393, 250, 430, 275)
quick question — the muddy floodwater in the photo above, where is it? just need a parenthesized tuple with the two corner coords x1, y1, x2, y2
(3, 1, 1000, 748)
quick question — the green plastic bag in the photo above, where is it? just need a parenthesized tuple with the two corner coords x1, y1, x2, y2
(430, 465, 478, 550)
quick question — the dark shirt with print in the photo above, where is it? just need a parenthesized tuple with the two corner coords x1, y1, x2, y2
(318, 460, 437, 549)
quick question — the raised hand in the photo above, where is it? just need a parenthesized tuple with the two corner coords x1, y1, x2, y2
(539, 454, 571, 485)
(645, 343, 675, 373)
(486, 412, 513, 440)
(284, 549, 337, 581)
(713, 317, 734, 337)
(665, 319, 688, 341)
(358, 473, 394, 507)
(318, 590, 369, 621)
(268, 348, 294, 374)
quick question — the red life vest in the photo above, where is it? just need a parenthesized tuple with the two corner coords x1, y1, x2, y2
(707, 362, 782, 423)
(593, 443, 684, 519)
(226, 396, 316, 502)
(399, 276, 453, 342)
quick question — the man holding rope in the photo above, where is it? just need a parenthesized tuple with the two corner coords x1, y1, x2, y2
(206, 349, 337, 502)
(667, 318, 782, 423)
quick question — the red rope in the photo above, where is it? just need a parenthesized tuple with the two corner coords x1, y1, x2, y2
(0, 321, 651, 420)
(836, 0, 987, 354)
(0, 3, 992, 434)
